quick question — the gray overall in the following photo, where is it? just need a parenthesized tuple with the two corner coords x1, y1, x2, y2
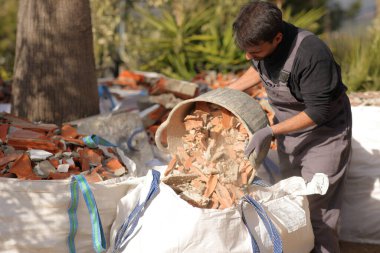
(252, 30, 352, 253)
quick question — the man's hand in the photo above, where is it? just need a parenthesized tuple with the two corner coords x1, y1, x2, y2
(244, 126, 273, 159)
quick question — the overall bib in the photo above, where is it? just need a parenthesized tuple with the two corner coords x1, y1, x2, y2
(252, 30, 352, 253)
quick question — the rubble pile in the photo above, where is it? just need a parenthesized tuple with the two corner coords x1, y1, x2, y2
(162, 102, 255, 209)
(100, 71, 199, 145)
(0, 113, 128, 182)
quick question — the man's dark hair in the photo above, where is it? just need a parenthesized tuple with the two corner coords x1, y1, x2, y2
(233, 1, 283, 50)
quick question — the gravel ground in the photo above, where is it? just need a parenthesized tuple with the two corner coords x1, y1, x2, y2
(348, 91, 380, 106)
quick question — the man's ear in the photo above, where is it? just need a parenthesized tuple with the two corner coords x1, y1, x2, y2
(245, 52, 251, 60)
(273, 32, 283, 45)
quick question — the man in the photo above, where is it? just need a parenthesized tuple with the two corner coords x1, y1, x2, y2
(229, 1, 352, 253)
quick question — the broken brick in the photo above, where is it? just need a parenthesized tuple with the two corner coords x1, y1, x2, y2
(105, 157, 126, 176)
(49, 158, 60, 169)
(7, 138, 58, 152)
(164, 157, 177, 176)
(162, 174, 199, 186)
(221, 109, 233, 129)
(195, 102, 210, 113)
(0, 124, 9, 143)
(9, 154, 33, 179)
(203, 174, 218, 198)
(85, 172, 103, 183)
(184, 119, 203, 131)
(0, 153, 22, 167)
(61, 124, 79, 139)
(48, 172, 71, 180)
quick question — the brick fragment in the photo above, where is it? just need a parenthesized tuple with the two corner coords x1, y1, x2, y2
(221, 109, 233, 129)
(0, 153, 22, 167)
(180, 191, 209, 208)
(48, 172, 71, 180)
(0, 124, 9, 143)
(203, 174, 218, 198)
(61, 125, 79, 139)
(184, 119, 203, 131)
(195, 102, 210, 113)
(105, 157, 126, 176)
(164, 157, 177, 176)
(215, 183, 234, 209)
(7, 138, 58, 152)
(84, 165, 104, 183)
(209, 193, 220, 209)
(162, 174, 199, 186)
(9, 154, 33, 179)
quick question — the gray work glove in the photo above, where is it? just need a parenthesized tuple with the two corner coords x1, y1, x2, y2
(244, 125, 273, 159)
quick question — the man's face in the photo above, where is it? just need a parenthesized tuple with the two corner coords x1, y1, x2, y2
(245, 32, 283, 61)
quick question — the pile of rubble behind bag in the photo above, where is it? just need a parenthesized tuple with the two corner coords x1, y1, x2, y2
(0, 113, 128, 182)
(162, 102, 255, 209)
(99, 70, 198, 146)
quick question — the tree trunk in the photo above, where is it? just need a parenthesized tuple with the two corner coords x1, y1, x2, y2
(12, 0, 99, 125)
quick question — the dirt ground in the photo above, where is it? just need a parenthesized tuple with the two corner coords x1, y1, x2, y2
(340, 241, 380, 253)
(348, 91, 380, 106)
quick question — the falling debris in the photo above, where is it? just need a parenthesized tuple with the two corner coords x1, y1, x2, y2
(162, 102, 255, 209)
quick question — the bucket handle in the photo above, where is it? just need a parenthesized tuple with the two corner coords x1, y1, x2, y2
(155, 120, 170, 153)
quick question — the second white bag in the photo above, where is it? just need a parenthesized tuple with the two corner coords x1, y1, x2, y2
(108, 170, 328, 253)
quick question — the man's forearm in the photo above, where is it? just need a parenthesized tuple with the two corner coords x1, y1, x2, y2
(271, 111, 316, 135)
(228, 67, 261, 91)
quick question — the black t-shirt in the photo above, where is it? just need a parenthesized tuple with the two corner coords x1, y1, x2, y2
(259, 22, 347, 126)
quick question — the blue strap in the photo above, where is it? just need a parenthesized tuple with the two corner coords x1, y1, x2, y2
(68, 175, 106, 253)
(98, 85, 116, 109)
(113, 170, 160, 252)
(241, 195, 283, 253)
(127, 127, 145, 151)
(251, 176, 272, 187)
(83, 134, 117, 148)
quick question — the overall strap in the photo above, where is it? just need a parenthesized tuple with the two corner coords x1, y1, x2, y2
(279, 30, 313, 85)
(251, 59, 273, 86)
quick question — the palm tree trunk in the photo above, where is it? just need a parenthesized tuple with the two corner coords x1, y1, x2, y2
(12, 0, 99, 124)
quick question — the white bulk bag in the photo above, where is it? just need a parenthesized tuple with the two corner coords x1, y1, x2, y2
(108, 170, 328, 253)
(0, 175, 144, 253)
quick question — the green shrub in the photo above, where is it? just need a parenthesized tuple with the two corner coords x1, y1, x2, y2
(129, 1, 325, 80)
(327, 16, 380, 91)
(0, 0, 18, 79)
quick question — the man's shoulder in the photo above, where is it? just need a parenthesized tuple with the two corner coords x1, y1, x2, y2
(297, 32, 333, 62)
